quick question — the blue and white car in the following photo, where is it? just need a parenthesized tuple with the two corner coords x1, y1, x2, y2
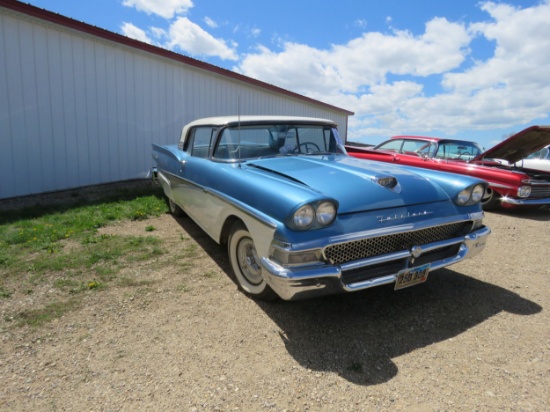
(152, 116, 490, 301)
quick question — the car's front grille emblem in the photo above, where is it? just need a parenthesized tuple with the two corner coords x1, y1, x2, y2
(411, 245, 423, 258)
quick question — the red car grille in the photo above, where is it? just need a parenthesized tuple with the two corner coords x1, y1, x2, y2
(529, 186, 550, 198)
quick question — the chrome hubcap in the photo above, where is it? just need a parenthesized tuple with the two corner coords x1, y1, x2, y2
(237, 238, 263, 285)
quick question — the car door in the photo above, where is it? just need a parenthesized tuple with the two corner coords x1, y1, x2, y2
(173, 126, 218, 226)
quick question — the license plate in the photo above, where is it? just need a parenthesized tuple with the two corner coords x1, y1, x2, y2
(395, 264, 430, 290)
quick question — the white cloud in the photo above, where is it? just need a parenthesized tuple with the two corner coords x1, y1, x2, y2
(122, 0, 193, 19)
(354, 19, 367, 29)
(444, 1, 550, 93)
(238, 17, 470, 94)
(433, 0, 550, 131)
(204, 16, 218, 29)
(150, 26, 167, 40)
(166, 17, 238, 60)
(250, 27, 261, 38)
(121, 22, 152, 44)
(237, 1, 550, 140)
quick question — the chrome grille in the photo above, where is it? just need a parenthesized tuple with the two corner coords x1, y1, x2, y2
(324, 222, 470, 265)
(529, 186, 550, 198)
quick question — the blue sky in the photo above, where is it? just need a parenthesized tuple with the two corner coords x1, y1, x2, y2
(22, 0, 550, 149)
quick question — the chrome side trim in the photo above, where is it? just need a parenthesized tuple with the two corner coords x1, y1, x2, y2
(156, 169, 278, 229)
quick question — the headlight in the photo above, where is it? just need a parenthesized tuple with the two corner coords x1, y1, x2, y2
(293, 205, 314, 228)
(456, 188, 471, 206)
(455, 184, 486, 206)
(471, 184, 485, 203)
(316, 201, 336, 225)
(517, 186, 531, 198)
(290, 200, 338, 230)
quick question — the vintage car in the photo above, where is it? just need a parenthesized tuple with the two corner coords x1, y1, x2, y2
(346, 126, 550, 210)
(152, 116, 490, 301)
(508, 145, 550, 173)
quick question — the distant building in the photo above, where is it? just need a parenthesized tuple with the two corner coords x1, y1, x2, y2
(0, 0, 352, 199)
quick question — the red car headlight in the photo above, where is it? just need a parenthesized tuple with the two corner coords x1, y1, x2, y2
(517, 186, 531, 198)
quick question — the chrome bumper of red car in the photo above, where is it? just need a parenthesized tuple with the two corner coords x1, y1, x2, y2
(260, 226, 491, 301)
(500, 196, 550, 206)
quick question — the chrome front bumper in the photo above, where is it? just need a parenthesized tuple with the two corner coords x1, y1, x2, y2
(260, 226, 491, 301)
(500, 196, 550, 206)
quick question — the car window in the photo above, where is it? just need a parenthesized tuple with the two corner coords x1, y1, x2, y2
(375, 140, 403, 152)
(416, 142, 436, 157)
(215, 127, 273, 160)
(187, 127, 215, 158)
(401, 140, 431, 155)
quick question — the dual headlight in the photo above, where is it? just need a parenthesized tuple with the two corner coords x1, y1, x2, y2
(292, 201, 337, 230)
(455, 184, 486, 206)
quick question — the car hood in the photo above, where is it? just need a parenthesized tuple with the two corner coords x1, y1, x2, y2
(247, 155, 450, 213)
(474, 125, 550, 163)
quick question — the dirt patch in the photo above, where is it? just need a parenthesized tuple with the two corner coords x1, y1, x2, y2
(1, 207, 549, 411)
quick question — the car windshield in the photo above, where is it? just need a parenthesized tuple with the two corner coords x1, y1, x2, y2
(434, 141, 483, 160)
(213, 124, 345, 160)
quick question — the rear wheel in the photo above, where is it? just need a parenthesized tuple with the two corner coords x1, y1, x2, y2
(481, 187, 500, 210)
(228, 222, 278, 301)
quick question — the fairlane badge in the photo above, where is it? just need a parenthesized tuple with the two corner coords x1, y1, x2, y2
(377, 211, 433, 223)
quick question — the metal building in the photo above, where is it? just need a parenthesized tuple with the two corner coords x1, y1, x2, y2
(0, 1, 353, 200)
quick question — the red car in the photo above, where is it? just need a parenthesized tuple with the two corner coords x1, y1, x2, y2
(346, 126, 550, 210)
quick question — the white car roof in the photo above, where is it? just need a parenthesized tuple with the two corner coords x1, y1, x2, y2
(180, 115, 336, 143)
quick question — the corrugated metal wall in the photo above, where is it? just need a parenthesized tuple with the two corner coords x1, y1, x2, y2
(0, 7, 349, 199)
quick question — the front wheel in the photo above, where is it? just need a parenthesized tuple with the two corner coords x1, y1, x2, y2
(228, 222, 278, 301)
(481, 187, 500, 210)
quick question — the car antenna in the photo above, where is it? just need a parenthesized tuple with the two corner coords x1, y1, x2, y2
(238, 95, 242, 168)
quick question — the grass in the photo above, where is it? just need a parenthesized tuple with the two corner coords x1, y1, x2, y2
(0, 185, 170, 328)
(9, 299, 82, 328)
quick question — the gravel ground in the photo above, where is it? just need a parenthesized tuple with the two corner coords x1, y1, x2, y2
(1, 206, 549, 411)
